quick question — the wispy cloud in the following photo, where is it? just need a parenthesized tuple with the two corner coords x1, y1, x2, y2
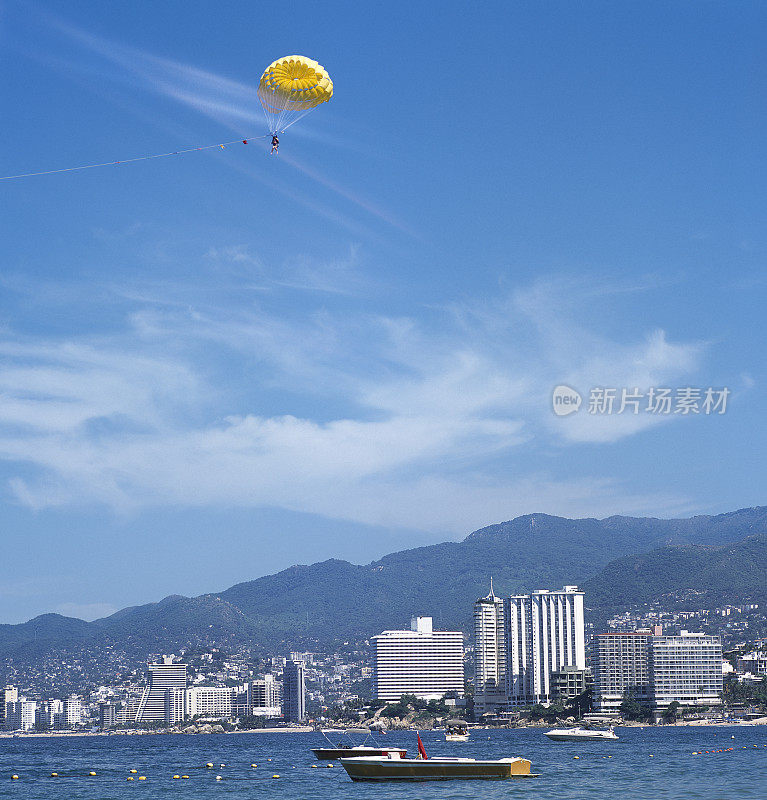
(0, 272, 708, 532)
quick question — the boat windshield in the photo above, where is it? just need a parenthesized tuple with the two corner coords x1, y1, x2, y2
(320, 727, 376, 747)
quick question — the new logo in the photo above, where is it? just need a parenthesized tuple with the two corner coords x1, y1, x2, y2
(552, 385, 582, 416)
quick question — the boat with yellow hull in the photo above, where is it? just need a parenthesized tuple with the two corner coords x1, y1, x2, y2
(339, 752, 535, 781)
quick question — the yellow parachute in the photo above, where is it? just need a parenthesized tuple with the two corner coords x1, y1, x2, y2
(257, 55, 333, 134)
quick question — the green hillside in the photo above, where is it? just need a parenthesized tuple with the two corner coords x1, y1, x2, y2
(1, 507, 765, 679)
(584, 534, 767, 609)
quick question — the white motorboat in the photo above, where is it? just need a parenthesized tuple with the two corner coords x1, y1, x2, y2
(544, 726, 619, 742)
(445, 720, 469, 742)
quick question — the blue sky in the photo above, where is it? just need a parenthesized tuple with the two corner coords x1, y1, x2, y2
(1, 1, 765, 623)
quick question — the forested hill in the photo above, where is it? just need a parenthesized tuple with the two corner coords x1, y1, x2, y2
(584, 533, 767, 610)
(1, 506, 766, 675)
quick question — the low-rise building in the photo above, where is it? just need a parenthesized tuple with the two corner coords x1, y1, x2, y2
(551, 666, 593, 703)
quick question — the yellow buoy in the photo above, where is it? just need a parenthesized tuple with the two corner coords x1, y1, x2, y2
(182, 775, 189, 779)
(251, 763, 257, 768)
(327, 763, 334, 767)
(272, 774, 280, 779)
(89, 771, 96, 776)
(215, 775, 222, 781)
(50, 772, 58, 777)
(206, 763, 214, 768)
(130, 769, 138, 773)
(573, 756, 579, 760)
(127, 777, 134, 781)
(311, 764, 318, 768)
(11, 775, 19, 780)
(173, 775, 180, 779)
(138, 775, 147, 780)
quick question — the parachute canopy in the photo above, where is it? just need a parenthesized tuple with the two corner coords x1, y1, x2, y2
(258, 55, 333, 134)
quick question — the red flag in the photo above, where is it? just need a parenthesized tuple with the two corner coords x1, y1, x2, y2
(242, 140, 248, 145)
(416, 733, 428, 760)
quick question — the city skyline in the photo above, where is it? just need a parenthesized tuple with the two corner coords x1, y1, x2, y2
(3, 577, 757, 732)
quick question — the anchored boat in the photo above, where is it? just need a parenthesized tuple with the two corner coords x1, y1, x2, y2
(339, 733, 535, 781)
(311, 728, 406, 760)
(445, 720, 469, 742)
(544, 726, 619, 742)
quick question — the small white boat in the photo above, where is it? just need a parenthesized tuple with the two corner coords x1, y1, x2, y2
(544, 726, 619, 742)
(445, 720, 469, 742)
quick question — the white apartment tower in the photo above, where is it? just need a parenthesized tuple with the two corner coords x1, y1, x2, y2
(506, 586, 586, 705)
(649, 632, 723, 709)
(1, 686, 18, 728)
(4, 699, 36, 731)
(473, 581, 507, 714)
(373, 616, 464, 702)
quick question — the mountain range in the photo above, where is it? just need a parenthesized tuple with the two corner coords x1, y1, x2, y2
(2, 506, 766, 685)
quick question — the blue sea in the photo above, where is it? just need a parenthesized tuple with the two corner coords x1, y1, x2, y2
(1, 726, 766, 800)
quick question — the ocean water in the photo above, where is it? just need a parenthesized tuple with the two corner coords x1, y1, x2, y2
(1, 726, 765, 800)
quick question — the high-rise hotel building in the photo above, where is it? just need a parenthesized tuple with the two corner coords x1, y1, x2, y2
(473, 582, 507, 714)
(506, 586, 586, 705)
(473, 585, 586, 710)
(282, 659, 306, 722)
(373, 616, 464, 701)
(135, 657, 188, 722)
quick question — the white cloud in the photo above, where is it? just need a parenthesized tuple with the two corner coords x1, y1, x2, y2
(0, 274, 707, 531)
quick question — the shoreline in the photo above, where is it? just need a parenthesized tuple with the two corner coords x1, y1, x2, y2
(1, 719, 765, 739)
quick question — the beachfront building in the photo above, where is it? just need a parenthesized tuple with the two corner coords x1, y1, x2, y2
(99, 702, 118, 729)
(184, 686, 235, 719)
(506, 586, 586, 705)
(594, 629, 723, 713)
(593, 631, 652, 713)
(63, 695, 83, 728)
(282, 659, 306, 722)
(135, 656, 188, 723)
(473, 582, 508, 714)
(373, 616, 464, 702)
(247, 674, 282, 717)
(4, 698, 37, 731)
(649, 632, 723, 710)
(1, 686, 18, 728)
